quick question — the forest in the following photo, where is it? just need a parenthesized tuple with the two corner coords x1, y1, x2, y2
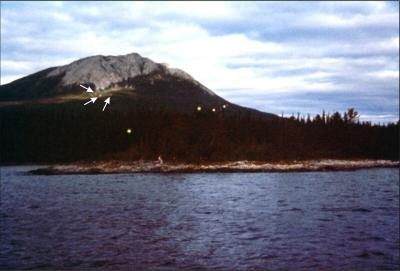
(1, 105, 398, 164)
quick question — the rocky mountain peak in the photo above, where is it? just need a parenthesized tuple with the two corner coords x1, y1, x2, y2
(45, 53, 212, 94)
(0, 52, 221, 101)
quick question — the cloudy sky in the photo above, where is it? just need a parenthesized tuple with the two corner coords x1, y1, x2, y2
(1, 1, 399, 123)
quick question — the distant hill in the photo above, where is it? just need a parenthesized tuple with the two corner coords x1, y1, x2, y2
(0, 53, 276, 117)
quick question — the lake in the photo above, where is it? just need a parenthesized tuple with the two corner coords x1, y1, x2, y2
(0, 166, 399, 269)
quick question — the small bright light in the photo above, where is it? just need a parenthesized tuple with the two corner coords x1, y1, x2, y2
(212, 108, 216, 112)
(126, 128, 132, 134)
(222, 104, 227, 109)
(197, 106, 202, 111)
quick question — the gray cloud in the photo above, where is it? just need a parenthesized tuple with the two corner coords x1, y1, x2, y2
(1, 1, 398, 123)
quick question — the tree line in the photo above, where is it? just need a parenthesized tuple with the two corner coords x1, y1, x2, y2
(1, 104, 398, 164)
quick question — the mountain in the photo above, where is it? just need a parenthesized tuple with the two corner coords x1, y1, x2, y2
(0, 53, 275, 117)
(3, 53, 395, 164)
(0, 53, 279, 163)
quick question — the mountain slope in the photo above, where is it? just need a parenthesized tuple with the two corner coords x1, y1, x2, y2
(0, 53, 212, 100)
(0, 53, 276, 118)
(0, 53, 284, 163)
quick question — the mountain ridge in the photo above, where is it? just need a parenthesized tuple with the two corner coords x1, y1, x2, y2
(0, 52, 277, 118)
(0, 53, 215, 100)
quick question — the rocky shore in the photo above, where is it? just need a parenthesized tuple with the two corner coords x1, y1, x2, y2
(29, 159, 399, 175)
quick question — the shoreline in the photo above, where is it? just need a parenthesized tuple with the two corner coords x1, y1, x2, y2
(28, 159, 399, 175)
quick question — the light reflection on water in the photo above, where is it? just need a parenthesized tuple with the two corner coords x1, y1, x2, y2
(0, 167, 399, 269)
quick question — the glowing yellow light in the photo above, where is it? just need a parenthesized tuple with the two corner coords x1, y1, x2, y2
(126, 128, 132, 134)
(222, 104, 227, 109)
(212, 108, 216, 112)
(197, 106, 202, 111)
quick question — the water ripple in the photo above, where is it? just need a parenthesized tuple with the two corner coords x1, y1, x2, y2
(0, 167, 399, 270)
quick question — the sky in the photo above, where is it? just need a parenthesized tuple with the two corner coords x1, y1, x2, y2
(1, 1, 399, 123)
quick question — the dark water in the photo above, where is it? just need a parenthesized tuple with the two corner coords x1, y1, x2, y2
(0, 167, 399, 270)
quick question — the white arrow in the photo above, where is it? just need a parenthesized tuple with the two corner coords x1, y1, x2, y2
(80, 84, 94, 93)
(84, 97, 98, 105)
(103, 97, 111, 111)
